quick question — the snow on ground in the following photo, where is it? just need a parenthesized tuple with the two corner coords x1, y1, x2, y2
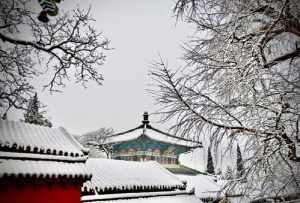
(82, 191, 203, 203)
(82, 193, 202, 203)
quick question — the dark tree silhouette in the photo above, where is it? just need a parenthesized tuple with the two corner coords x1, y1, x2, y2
(23, 93, 52, 127)
(206, 147, 215, 174)
(236, 144, 244, 178)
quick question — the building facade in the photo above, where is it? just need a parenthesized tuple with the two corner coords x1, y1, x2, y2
(106, 112, 202, 165)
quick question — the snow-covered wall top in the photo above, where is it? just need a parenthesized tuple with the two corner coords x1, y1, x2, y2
(0, 159, 91, 180)
(82, 158, 185, 194)
(177, 175, 222, 198)
(81, 191, 203, 203)
(0, 120, 89, 157)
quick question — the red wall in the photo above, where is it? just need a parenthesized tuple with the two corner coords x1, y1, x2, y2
(0, 181, 81, 203)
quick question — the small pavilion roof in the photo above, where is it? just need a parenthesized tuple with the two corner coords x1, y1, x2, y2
(105, 112, 202, 148)
(0, 120, 91, 180)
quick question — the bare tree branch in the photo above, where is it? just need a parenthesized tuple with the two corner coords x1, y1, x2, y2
(0, 0, 110, 115)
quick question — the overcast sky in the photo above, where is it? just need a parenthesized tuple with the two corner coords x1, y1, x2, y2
(10, 0, 194, 135)
(7, 0, 237, 170)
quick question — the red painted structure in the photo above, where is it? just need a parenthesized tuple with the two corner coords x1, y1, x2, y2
(0, 120, 91, 203)
(0, 180, 81, 203)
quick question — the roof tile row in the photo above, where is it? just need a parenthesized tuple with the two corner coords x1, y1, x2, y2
(0, 120, 90, 180)
(0, 120, 88, 157)
(82, 158, 185, 194)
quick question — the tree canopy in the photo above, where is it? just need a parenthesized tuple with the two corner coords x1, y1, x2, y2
(79, 127, 114, 158)
(150, 0, 300, 198)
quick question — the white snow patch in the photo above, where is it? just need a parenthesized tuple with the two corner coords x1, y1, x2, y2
(83, 158, 185, 192)
(177, 174, 223, 198)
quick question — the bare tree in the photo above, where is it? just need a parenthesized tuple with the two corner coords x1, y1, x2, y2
(0, 0, 110, 116)
(150, 0, 300, 199)
(80, 128, 114, 158)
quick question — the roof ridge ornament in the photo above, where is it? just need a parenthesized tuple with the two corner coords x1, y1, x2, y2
(142, 112, 149, 134)
(142, 111, 150, 125)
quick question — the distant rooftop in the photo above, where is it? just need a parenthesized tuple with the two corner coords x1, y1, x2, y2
(105, 112, 202, 148)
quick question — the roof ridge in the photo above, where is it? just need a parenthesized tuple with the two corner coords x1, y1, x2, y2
(0, 120, 85, 157)
(107, 123, 201, 145)
(140, 133, 198, 148)
(108, 124, 144, 138)
(59, 127, 90, 155)
(147, 125, 202, 145)
(1, 119, 52, 129)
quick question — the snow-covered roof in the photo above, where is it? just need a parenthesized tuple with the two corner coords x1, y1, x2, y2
(177, 174, 223, 199)
(81, 191, 203, 203)
(0, 120, 89, 156)
(82, 158, 186, 194)
(104, 112, 202, 148)
(0, 159, 91, 179)
(0, 120, 91, 180)
(106, 124, 201, 148)
(164, 164, 200, 175)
